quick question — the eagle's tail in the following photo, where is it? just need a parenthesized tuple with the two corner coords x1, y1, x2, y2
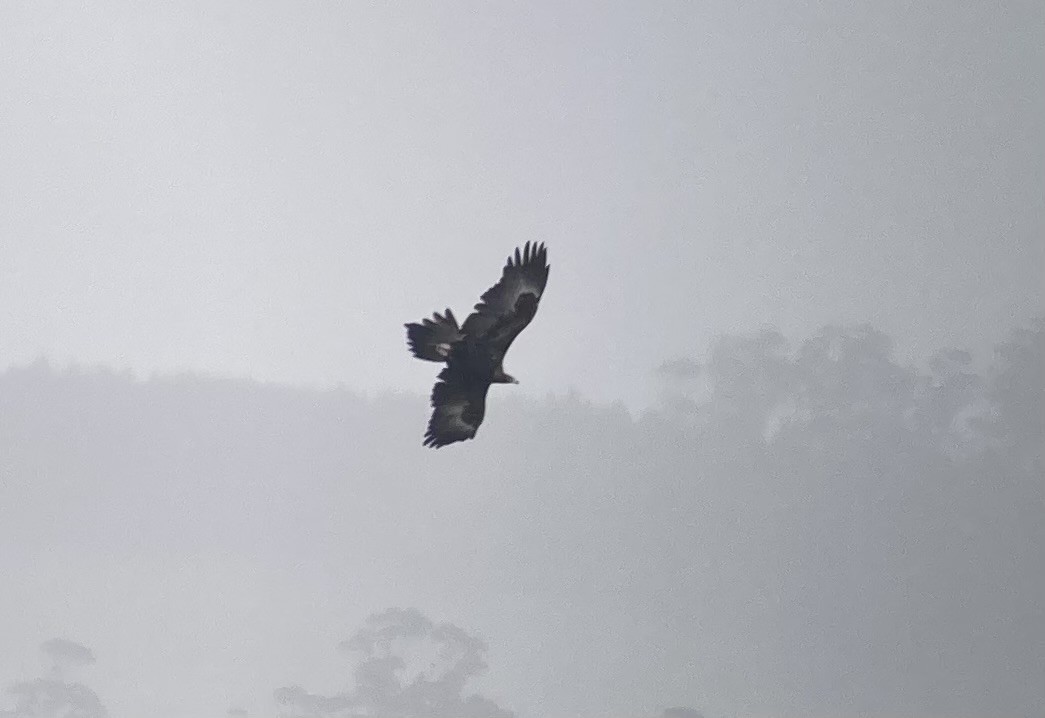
(405, 308, 464, 362)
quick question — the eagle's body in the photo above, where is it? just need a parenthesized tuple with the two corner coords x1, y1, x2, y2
(405, 242, 550, 447)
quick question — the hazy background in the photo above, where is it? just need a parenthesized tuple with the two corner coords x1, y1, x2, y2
(1, 1, 1042, 717)
(1, 0, 1042, 408)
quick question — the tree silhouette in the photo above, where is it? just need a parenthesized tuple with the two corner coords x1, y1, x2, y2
(276, 608, 513, 718)
(1, 639, 107, 718)
(659, 709, 704, 718)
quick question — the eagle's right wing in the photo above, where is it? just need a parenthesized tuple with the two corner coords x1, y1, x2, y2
(423, 345, 491, 448)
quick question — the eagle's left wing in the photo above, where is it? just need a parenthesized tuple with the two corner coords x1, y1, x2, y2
(461, 242, 549, 346)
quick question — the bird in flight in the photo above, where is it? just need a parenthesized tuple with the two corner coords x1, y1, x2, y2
(405, 242, 550, 448)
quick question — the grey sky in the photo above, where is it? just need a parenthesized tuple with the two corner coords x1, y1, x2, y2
(1, 4, 1043, 716)
(1, 1, 1041, 409)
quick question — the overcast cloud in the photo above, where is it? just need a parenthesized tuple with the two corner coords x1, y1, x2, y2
(1, 2, 1042, 717)
(1, 1, 1041, 408)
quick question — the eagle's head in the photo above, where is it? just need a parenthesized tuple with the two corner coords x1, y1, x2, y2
(493, 368, 519, 384)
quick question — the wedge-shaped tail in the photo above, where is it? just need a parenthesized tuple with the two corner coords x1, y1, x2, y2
(404, 308, 464, 362)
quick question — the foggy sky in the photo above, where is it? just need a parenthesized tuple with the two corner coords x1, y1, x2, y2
(1, 2, 1043, 718)
(1, 1, 1042, 409)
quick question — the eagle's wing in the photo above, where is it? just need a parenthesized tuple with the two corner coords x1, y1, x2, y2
(423, 344, 492, 448)
(461, 242, 549, 348)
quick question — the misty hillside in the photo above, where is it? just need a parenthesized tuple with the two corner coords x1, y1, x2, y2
(1, 321, 1042, 718)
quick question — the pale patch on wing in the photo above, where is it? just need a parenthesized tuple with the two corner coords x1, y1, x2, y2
(441, 399, 476, 434)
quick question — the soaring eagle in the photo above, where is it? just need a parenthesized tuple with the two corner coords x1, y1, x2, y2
(405, 242, 550, 448)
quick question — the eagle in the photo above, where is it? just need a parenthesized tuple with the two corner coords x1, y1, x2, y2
(405, 242, 550, 448)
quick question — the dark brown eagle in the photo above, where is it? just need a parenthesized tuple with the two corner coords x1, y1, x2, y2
(405, 242, 550, 448)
